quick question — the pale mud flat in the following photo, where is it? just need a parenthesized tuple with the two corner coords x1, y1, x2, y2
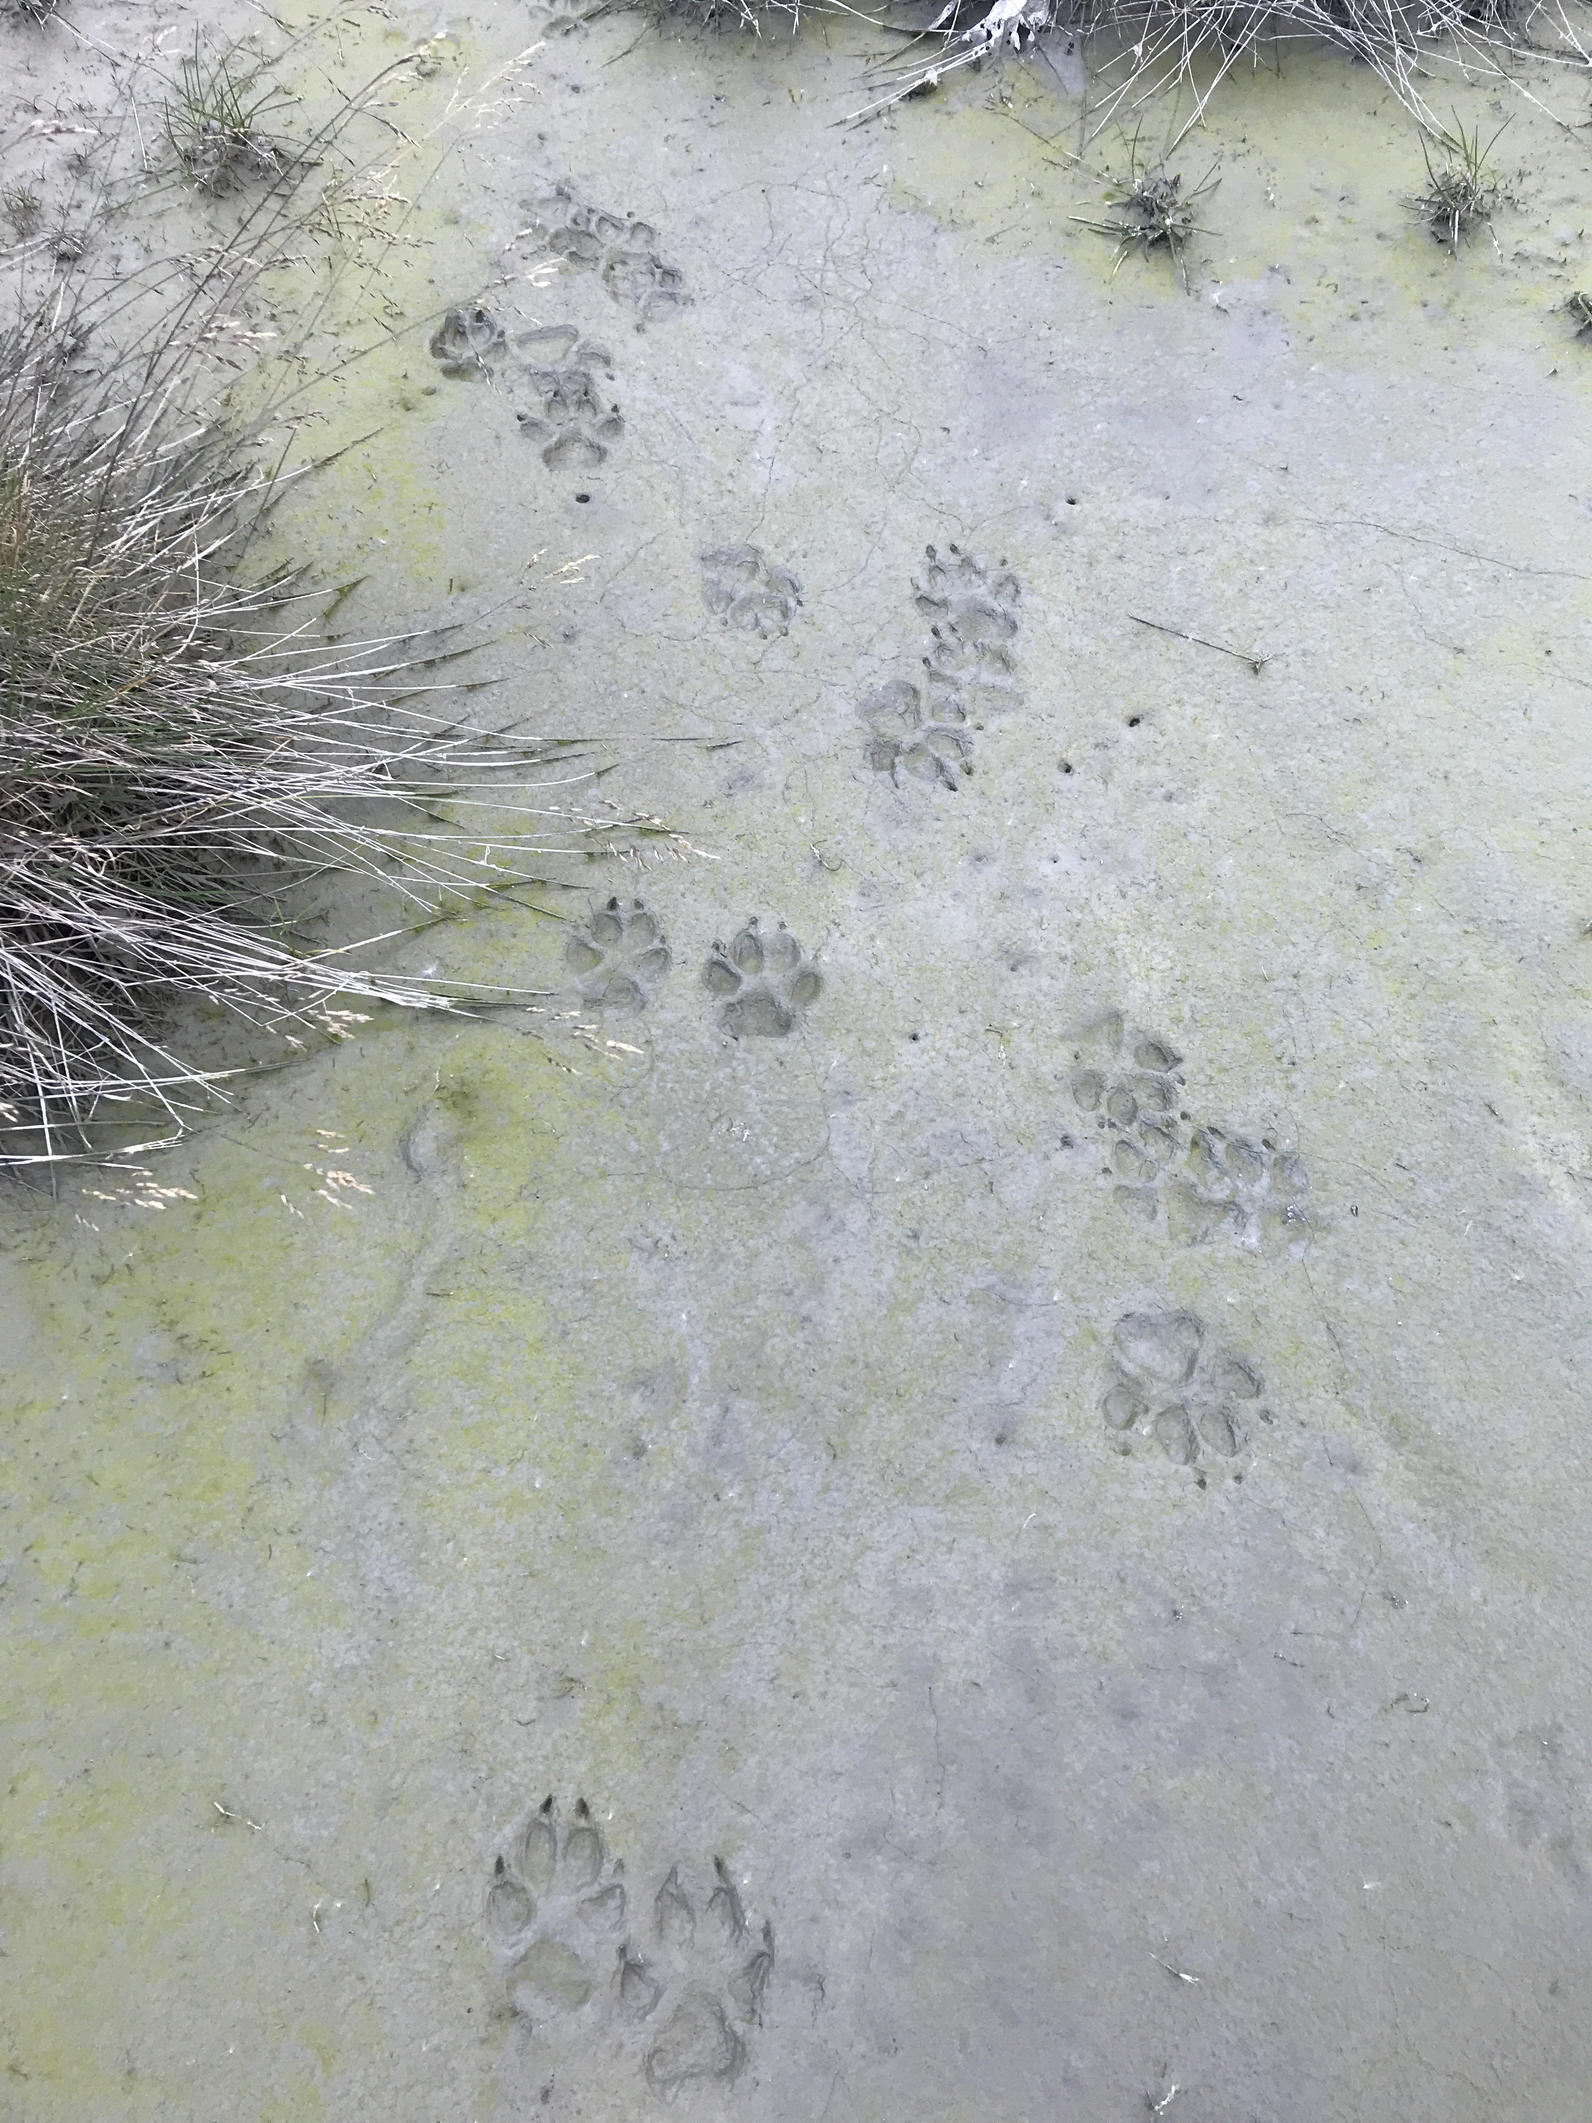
(3, 0, 1592, 2117)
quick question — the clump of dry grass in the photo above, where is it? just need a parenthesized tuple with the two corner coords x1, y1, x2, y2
(164, 38, 295, 195)
(1075, 142, 1218, 282)
(852, 0, 1591, 131)
(1561, 288, 1592, 333)
(0, 46, 685, 1175)
(1414, 115, 1505, 243)
(594, 0, 801, 29)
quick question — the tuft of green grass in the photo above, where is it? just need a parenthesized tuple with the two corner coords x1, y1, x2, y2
(163, 40, 294, 195)
(1415, 117, 1505, 247)
(1075, 144, 1218, 287)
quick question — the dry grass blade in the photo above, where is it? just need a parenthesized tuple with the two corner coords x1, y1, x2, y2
(850, 0, 1591, 131)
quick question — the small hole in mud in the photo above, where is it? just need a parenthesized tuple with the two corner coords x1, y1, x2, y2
(574, 492, 591, 503)
(993, 1431, 1008, 1446)
(909, 1031, 921, 1041)
(1065, 495, 1078, 505)
(1127, 715, 1142, 728)
(1060, 760, 1074, 774)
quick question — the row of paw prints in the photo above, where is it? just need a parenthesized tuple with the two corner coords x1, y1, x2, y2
(859, 542, 1021, 793)
(486, 1798, 774, 2100)
(426, 183, 1029, 796)
(1067, 1009, 1310, 1256)
(568, 899, 821, 1040)
(569, 910, 1311, 1253)
(426, 181, 685, 468)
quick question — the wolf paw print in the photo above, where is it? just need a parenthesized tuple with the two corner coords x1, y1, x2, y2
(1100, 1308, 1270, 1474)
(912, 542, 1021, 622)
(429, 303, 506, 379)
(700, 544, 802, 637)
(917, 544, 1022, 715)
(486, 1797, 631, 2023)
(1169, 1126, 1311, 1253)
(702, 919, 821, 1038)
(622, 1858, 775, 2099)
(1070, 1012, 1188, 1217)
(922, 616, 1021, 714)
(513, 325, 623, 469)
(858, 678, 974, 790)
(524, 185, 689, 321)
(485, 1802, 775, 2102)
(566, 898, 671, 1012)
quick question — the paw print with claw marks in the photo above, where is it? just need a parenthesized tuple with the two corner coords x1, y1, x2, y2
(1101, 1308, 1271, 1476)
(703, 918, 822, 1038)
(859, 678, 974, 790)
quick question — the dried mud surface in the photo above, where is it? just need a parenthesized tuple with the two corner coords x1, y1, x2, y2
(3, 3, 1592, 2119)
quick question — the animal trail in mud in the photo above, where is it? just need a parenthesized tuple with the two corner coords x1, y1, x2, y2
(702, 918, 822, 1039)
(514, 326, 624, 469)
(523, 183, 689, 322)
(860, 541, 1022, 792)
(487, 1797, 774, 2100)
(1100, 1307, 1271, 1475)
(566, 897, 671, 1012)
(1068, 1010, 1311, 1254)
(700, 544, 802, 638)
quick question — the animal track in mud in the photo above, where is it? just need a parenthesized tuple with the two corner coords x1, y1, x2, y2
(429, 303, 506, 379)
(913, 544, 1021, 621)
(487, 1797, 775, 2100)
(859, 678, 973, 791)
(859, 541, 1023, 791)
(1069, 1011, 1311, 1252)
(915, 542, 1023, 715)
(523, 184, 689, 321)
(513, 325, 624, 469)
(566, 897, 671, 1012)
(1100, 1308, 1271, 1474)
(702, 918, 821, 1038)
(700, 544, 801, 638)
(1170, 1125, 1311, 1251)
(1070, 1012, 1187, 1218)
